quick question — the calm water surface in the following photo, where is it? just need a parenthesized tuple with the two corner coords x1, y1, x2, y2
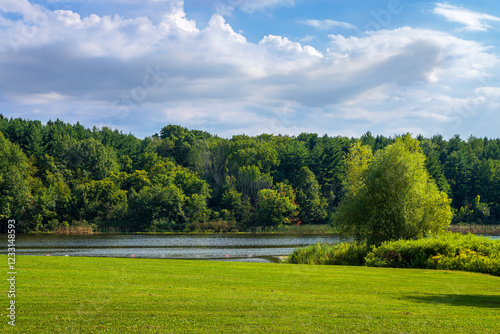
(8, 234, 341, 263)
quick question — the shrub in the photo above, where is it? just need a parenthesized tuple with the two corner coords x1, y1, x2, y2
(365, 235, 457, 268)
(427, 250, 500, 276)
(288, 233, 500, 276)
(364, 233, 500, 276)
(287, 242, 368, 265)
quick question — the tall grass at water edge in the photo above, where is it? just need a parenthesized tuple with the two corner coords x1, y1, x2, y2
(449, 224, 500, 235)
(250, 224, 336, 234)
(52, 226, 94, 235)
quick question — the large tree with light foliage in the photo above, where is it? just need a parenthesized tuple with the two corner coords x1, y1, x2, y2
(335, 135, 452, 245)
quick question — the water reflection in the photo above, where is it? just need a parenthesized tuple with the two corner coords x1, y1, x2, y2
(6, 234, 341, 263)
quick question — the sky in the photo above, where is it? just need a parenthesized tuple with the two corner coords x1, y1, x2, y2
(1, 0, 500, 139)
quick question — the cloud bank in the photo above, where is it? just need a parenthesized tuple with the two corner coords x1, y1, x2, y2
(0, 0, 499, 138)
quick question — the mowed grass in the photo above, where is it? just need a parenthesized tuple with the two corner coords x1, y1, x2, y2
(2, 256, 500, 333)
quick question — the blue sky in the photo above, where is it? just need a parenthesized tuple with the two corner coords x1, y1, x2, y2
(1, 0, 500, 138)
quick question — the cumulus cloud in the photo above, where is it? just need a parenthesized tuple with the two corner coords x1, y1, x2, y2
(433, 3, 500, 32)
(0, 1, 499, 138)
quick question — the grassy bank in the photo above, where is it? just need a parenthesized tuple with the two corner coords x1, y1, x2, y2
(2, 256, 499, 333)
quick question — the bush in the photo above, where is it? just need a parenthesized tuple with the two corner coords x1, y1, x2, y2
(287, 242, 368, 265)
(365, 236, 457, 268)
(427, 250, 500, 276)
(365, 233, 500, 276)
(288, 233, 500, 276)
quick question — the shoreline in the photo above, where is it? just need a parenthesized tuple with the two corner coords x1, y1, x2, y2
(5, 224, 500, 236)
(448, 224, 500, 235)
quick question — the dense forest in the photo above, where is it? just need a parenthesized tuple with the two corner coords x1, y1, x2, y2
(1, 114, 499, 233)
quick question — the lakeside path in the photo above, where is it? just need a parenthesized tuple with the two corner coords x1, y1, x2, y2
(2, 255, 499, 333)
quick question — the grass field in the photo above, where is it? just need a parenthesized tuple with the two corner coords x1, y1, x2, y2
(2, 255, 499, 333)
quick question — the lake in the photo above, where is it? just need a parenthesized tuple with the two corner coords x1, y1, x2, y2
(7, 234, 499, 263)
(7, 234, 341, 263)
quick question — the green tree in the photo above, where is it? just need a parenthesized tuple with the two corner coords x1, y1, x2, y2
(341, 142, 373, 196)
(453, 195, 492, 225)
(257, 183, 299, 227)
(483, 140, 500, 160)
(274, 138, 309, 183)
(108, 170, 151, 193)
(0, 133, 31, 229)
(128, 184, 186, 232)
(420, 140, 451, 196)
(444, 146, 474, 208)
(294, 166, 327, 224)
(158, 125, 211, 166)
(221, 187, 243, 217)
(235, 165, 273, 205)
(66, 138, 118, 180)
(189, 138, 228, 204)
(158, 125, 194, 166)
(335, 136, 452, 245)
(227, 135, 279, 173)
(148, 160, 211, 225)
(71, 180, 128, 228)
(149, 160, 210, 200)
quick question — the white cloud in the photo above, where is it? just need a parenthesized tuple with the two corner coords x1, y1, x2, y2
(12, 92, 67, 105)
(215, 0, 294, 14)
(0, 2, 499, 139)
(259, 35, 323, 61)
(0, 0, 46, 22)
(327, 27, 497, 81)
(475, 87, 500, 97)
(299, 19, 356, 30)
(433, 3, 500, 32)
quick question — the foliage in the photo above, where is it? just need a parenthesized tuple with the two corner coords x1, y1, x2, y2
(3, 115, 500, 232)
(0, 132, 31, 225)
(294, 166, 328, 224)
(335, 136, 453, 245)
(128, 184, 186, 232)
(453, 195, 493, 225)
(189, 138, 228, 202)
(256, 183, 299, 227)
(365, 233, 500, 276)
(65, 138, 118, 180)
(157, 124, 210, 166)
(235, 165, 273, 205)
(288, 233, 500, 276)
(287, 242, 368, 265)
(227, 134, 279, 173)
(70, 180, 128, 227)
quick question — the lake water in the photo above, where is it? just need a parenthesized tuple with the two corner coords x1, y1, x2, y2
(6, 234, 499, 263)
(6, 234, 341, 263)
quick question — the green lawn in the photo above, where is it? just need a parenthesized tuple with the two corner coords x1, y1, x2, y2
(2, 255, 500, 333)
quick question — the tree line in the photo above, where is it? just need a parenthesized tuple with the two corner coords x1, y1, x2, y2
(1, 115, 499, 233)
